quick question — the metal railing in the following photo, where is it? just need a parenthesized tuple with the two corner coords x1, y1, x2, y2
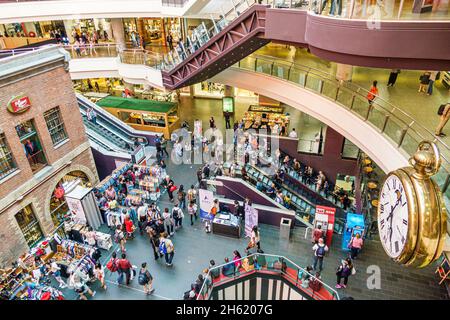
(61, 43, 118, 59)
(157, 0, 260, 72)
(235, 54, 450, 198)
(197, 252, 339, 300)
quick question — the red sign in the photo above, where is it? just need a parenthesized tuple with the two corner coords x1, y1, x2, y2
(316, 205, 336, 216)
(7, 95, 31, 114)
(315, 205, 336, 247)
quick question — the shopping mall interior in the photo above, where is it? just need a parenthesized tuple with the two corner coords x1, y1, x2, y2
(0, 0, 449, 302)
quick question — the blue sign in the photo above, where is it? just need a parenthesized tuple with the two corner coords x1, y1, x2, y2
(341, 212, 365, 251)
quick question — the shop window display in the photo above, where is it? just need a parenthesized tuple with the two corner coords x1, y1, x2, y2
(15, 205, 44, 247)
(0, 132, 16, 180)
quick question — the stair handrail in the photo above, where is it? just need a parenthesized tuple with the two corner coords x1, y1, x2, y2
(197, 252, 339, 300)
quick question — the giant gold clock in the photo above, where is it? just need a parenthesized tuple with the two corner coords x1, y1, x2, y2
(377, 141, 447, 268)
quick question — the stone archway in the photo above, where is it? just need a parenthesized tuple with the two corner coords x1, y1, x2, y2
(44, 164, 98, 229)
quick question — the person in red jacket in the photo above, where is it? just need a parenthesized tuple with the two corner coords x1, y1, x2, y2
(117, 253, 133, 285)
(124, 216, 135, 239)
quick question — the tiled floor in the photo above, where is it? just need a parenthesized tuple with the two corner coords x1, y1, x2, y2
(55, 154, 448, 300)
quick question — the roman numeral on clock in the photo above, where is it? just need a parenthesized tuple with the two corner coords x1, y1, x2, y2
(402, 219, 407, 225)
(394, 241, 399, 253)
(380, 219, 385, 229)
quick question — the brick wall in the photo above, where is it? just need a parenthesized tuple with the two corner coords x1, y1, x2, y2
(0, 64, 99, 267)
(0, 66, 89, 199)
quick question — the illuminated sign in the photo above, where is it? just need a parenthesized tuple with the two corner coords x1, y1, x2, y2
(7, 95, 31, 114)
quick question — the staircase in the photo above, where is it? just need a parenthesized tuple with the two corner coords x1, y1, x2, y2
(161, 2, 269, 89)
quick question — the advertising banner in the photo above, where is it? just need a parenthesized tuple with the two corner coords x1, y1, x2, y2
(244, 204, 258, 237)
(65, 196, 87, 224)
(315, 205, 336, 247)
(199, 189, 214, 221)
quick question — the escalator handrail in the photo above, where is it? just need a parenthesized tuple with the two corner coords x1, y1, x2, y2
(77, 93, 155, 145)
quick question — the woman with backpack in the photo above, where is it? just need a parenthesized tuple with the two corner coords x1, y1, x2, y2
(114, 225, 126, 253)
(312, 238, 329, 272)
(138, 262, 155, 295)
(188, 201, 198, 226)
(172, 202, 184, 229)
(159, 232, 175, 267)
(336, 258, 355, 289)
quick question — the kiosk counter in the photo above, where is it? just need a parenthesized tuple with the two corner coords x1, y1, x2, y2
(96, 96, 180, 139)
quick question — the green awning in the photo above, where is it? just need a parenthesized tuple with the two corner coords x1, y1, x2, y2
(96, 96, 176, 113)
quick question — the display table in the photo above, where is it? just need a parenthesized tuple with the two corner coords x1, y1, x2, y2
(212, 214, 241, 239)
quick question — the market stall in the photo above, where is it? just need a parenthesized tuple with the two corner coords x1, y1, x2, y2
(96, 95, 179, 139)
(241, 105, 290, 135)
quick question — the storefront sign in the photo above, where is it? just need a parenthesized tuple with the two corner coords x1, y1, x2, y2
(199, 189, 214, 221)
(244, 204, 258, 238)
(7, 94, 32, 114)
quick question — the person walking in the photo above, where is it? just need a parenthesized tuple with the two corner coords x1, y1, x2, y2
(187, 185, 197, 204)
(164, 176, 175, 202)
(435, 103, 450, 137)
(387, 69, 400, 87)
(224, 111, 231, 129)
(86, 107, 97, 125)
(159, 232, 175, 267)
(312, 225, 324, 244)
(312, 238, 329, 272)
(245, 226, 261, 253)
(348, 233, 364, 259)
(166, 33, 173, 50)
(172, 202, 184, 230)
(177, 185, 186, 210)
(49, 261, 67, 288)
(114, 225, 126, 253)
(418, 71, 431, 93)
(366, 80, 378, 106)
(162, 207, 175, 236)
(336, 258, 355, 289)
(138, 262, 155, 295)
(161, 136, 169, 158)
(117, 253, 133, 285)
(427, 71, 439, 95)
(94, 262, 107, 290)
(188, 201, 198, 225)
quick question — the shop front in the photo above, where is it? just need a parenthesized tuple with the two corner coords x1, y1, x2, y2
(96, 96, 180, 139)
(240, 105, 290, 135)
(193, 81, 257, 99)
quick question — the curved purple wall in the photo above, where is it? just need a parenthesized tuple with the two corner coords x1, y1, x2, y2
(263, 9, 450, 70)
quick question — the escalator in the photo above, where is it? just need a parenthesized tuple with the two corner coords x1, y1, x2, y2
(245, 164, 345, 233)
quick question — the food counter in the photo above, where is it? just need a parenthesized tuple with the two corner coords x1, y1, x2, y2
(241, 105, 289, 134)
(96, 96, 180, 139)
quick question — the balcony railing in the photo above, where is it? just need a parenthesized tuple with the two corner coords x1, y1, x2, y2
(197, 253, 339, 300)
(27, 150, 48, 173)
(235, 54, 450, 199)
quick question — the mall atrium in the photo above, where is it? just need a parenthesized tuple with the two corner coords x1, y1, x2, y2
(0, 0, 449, 302)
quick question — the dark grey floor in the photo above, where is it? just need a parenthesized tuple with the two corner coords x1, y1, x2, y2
(54, 151, 448, 300)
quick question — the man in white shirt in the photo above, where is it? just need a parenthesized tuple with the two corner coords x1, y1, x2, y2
(288, 128, 298, 138)
(427, 71, 439, 95)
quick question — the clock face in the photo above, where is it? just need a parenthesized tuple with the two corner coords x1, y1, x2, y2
(378, 174, 409, 259)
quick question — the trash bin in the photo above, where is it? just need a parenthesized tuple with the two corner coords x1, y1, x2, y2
(280, 218, 291, 240)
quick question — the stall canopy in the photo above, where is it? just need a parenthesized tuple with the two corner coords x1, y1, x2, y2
(96, 96, 176, 113)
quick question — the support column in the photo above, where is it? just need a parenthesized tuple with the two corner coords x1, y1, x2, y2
(63, 19, 76, 43)
(137, 18, 146, 48)
(335, 63, 353, 82)
(110, 18, 126, 51)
